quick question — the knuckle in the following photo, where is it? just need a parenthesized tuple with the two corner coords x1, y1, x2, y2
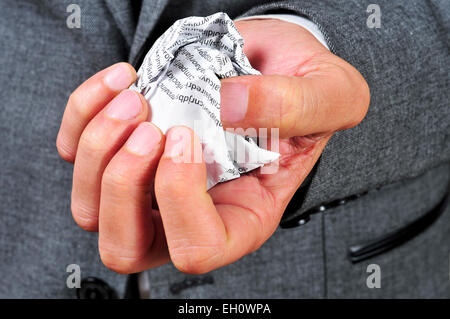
(170, 244, 223, 275)
(68, 90, 91, 120)
(102, 167, 130, 191)
(274, 76, 304, 136)
(56, 135, 75, 162)
(358, 80, 371, 121)
(337, 63, 371, 129)
(156, 166, 191, 198)
(99, 247, 143, 275)
(71, 200, 98, 232)
(349, 74, 371, 127)
(288, 80, 308, 135)
(78, 128, 107, 155)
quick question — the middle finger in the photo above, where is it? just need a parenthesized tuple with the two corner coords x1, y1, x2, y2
(71, 89, 148, 231)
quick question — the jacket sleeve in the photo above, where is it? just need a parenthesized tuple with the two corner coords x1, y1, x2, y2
(238, 0, 450, 222)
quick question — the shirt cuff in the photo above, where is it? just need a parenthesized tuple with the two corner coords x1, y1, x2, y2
(236, 14, 330, 50)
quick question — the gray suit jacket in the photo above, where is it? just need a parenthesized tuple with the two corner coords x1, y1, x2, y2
(0, 0, 448, 298)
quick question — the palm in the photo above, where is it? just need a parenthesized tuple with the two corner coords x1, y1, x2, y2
(150, 20, 332, 256)
(146, 19, 365, 272)
(203, 19, 331, 237)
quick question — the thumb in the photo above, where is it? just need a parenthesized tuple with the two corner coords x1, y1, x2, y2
(220, 67, 369, 138)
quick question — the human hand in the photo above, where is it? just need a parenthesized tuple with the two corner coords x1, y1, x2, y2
(56, 18, 369, 274)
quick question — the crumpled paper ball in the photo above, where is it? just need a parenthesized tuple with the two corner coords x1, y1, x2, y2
(130, 12, 279, 189)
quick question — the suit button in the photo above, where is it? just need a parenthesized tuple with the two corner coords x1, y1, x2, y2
(280, 213, 311, 229)
(77, 277, 117, 299)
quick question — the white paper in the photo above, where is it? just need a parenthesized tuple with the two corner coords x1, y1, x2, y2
(130, 12, 279, 189)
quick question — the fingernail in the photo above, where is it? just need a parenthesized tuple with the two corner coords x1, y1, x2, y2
(220, 82, 248, 123)
(163, 126, 191, 159)
(104, 63, 135, 91)
(125, 122, 161, 156)
(105, 90, 142, 120)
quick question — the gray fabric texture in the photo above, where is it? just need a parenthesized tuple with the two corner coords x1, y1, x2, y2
(148, 164, 450, 298)
(240, 0, 450, 221)
(0, 0, 449, 298)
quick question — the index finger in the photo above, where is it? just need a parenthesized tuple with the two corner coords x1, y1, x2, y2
(56, 62, 137, 162)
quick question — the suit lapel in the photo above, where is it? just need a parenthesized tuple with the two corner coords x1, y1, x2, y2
(129, 0, 170, 64)
(104, 0, 169, 64)
(103, 0, 138, 49)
